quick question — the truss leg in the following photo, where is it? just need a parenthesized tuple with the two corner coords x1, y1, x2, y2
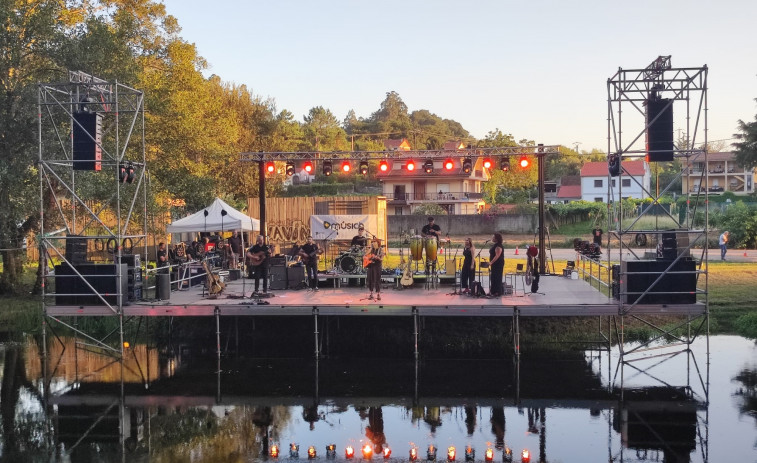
(313, 307, 320, 359)
(215, 307, 221, 373)
(413, 307, 419, 360)
(514, 308, 521, 357)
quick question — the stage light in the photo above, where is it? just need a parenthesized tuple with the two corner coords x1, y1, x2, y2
(362, 443, 373, 459)
(290, 443, 299, 458)
(327, 444, 337, 459)
(484, 448, 494, 462)
(270, 445, 280, 458)
(462, 158, 472, 173)
(427, 445, 437, 461)
(520, 449, 530, 463)
(285, 162, 295, 176)
(359, 160, 369, 175)
(303, 161, 313, 174)
(409, 447, 418, 461)
(518, 156, 530, 169)
(323, 160, 333, 176)
(308, 446, 317, 459)
(346, 446, 355, 459)
(379, 160, 389, 172)
(444, 159, 455, 170)
(123, 341, 130, 349)
(126, 163, 136, 183)
(406, 160, 416, 172)
(424, 159, 434, 173)
(464, 446, 474, 461)
(500, 156, 510, 171)
(382, 447, 391, 459)
(341, 161, 351, 173)
(503, 447, 512, 462)
(482, 158, 493, 170)
(266, 162, 276, 175)
(447, 446, 456, 461)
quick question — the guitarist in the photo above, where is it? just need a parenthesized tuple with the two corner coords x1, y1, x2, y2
(300, 236, 321, 291)
(246, 235, 271, 296)
(364, 238, 384, 301)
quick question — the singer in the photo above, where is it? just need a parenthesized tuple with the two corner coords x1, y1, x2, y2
(488, 233, 505, 297)
(461, 238, 476, 293)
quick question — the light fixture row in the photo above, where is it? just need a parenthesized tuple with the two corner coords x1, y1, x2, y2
(265, 157, 531, 177)
(270, 444, 529, 463)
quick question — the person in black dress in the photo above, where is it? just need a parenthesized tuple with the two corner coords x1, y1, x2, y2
(460, 237, 476, 294)
(488, 233, 505, 296)
(365, 238, 384, 301)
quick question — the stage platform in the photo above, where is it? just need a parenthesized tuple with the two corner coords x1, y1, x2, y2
(45, 272, 706, 319)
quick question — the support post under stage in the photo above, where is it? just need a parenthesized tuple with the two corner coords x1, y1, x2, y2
(313, 307, 320, 359)
(513, 308, 520, 357)
(413, 307, 419, 359)
(215, 307, 221, 372)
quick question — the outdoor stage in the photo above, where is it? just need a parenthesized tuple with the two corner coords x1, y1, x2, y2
(45, 272, 706, 319)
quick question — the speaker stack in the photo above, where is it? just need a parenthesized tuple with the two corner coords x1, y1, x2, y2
(118, 254, 142, 302)
(65, 235, 89, 265)
(620, 259, 696, 304)
(72, 112, 103, 171)
(55, 263, 129, 305)
(268, 258, 288, 290)
(645, 98, 674, 162)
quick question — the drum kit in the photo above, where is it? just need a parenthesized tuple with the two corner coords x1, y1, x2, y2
(335, 245, 367, 274)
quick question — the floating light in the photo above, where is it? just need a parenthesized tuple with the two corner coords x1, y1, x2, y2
(382, 447, 391, 459)
(447, 446, 456, 461)
(520, 449, 530, 463)
(308, 446, 317, 459)
(362, 443, 373, 459)
(484, 448, 494, 462)
(270, 444, 280, 458)
(346, 446, 355, 459)
(409, 447, 418, 461)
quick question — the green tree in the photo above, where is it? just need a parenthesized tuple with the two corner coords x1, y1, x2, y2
(733, 97, 757, 170)
(478, 129, 537, 204)
(303, 106, 347, 151)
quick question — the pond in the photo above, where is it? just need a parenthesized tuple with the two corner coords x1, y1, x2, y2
(0, 335, 754, 462)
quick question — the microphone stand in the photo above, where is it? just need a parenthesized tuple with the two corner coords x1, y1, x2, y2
(476, 240, 489, 295)
(447, 244, 461, 295)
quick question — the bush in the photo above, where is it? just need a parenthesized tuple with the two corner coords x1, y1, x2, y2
(735, 312, 757, 340)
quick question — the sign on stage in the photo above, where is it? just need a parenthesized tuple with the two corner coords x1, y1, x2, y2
(310, 215, 377, 240)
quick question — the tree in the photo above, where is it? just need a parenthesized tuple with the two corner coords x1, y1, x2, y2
(734, 97, 757, 170)
(303, 106, 347, 151)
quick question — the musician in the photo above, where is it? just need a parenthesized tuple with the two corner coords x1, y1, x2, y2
(156, 242, 168, 274)
(246, 235, 270, 295)
(421, 216, 441, 242)
(228, 230, 242, 268)
(300, 236, 321, 291)
(351, 224, 368, 247)
(365, 238, 384, 301)
(461, 238, 476, 294)
(488, 233, 505, 297)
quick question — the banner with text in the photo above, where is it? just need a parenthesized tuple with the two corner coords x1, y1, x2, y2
(310, 215, 378, 241)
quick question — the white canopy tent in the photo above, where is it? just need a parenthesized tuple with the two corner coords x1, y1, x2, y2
(166, 198, 259, 233)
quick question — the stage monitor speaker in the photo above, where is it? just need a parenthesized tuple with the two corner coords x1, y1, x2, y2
(287, 266, 306, 289)
(65, 235, 89, 264)
(72, 112, 103, 171)
(269, 266, 288, 290)
(645, 98, 674, 162)
(268, 256, 287, 267)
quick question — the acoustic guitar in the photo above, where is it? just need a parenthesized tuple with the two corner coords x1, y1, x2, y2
(363, 251, 379, 268)
(400, 249, 413, 287)
(202, 261, 226, 296)
(298, 247, 323, 264)
(247, 251, 266, 267)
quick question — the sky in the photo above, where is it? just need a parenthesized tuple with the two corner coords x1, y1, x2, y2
(160, 0, 757, 153)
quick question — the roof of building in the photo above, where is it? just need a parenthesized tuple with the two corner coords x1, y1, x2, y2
(443, 141, 466, 150)
(560, 175, 581, 186)
(383, 138, 411, 151)
(557, 184, 582, 199)
(580, 160, 646, 177)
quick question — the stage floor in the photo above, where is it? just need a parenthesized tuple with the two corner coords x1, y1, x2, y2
(45, 272, 707, 319)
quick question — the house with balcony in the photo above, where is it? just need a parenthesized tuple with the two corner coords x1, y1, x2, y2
(682, 152, 755, 195)
(383, 138, 412, 151)
(377, 141, 489, 215)
(580, 160, 650, 202)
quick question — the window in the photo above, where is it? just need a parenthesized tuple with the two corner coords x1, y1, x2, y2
(394, 207, 403, 215)
(594, 197, 603, 202)
(622, 178, 631, 187)
(612, 179, 616, 187)
(594, 179, 603, 188)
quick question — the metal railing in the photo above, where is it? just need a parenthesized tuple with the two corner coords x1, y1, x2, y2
(386, 192, 484, 201)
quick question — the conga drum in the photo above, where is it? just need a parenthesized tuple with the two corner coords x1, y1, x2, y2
(424, 237, 438, 262)
(410, 236, 424, 261)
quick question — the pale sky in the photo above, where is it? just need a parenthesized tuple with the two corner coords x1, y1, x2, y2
(161, 0, 757, 152)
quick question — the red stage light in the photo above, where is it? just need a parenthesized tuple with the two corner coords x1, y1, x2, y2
(383, 447, 391, 459)
(406, 161, 415, 171)
(379, 160, 389, 172)
(482, 158, 493, 169)
(447, 446, 456, 461)
(519, 156, 530, 169)
(342, 161, 351, 173)
(520, 449, 530, 463)
(303, 161, 313, 173)
(270, 445, 279, 458)
(266, 162, 275, 174)
(346, 446, 355, 459)
(362, 443, 373, 459)
(444, 159, 455, 170)
(484, 448, 493, 462)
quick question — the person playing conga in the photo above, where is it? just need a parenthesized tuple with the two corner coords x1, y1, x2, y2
(365, 238, 384, 301)
(421, 217, 441, 242)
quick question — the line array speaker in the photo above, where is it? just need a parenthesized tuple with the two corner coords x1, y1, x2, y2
(72, 112, 103, 171)
(645, 98, 674, 162)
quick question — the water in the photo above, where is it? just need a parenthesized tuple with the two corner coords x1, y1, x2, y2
(1, 335, 755, 462)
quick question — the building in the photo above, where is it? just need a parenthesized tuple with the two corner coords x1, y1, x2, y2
(580, 160, 650, 202)
(682, 152, 755, 195)
(377, 141, 488, 215)
(555, 175, 582, 204)
(383, 138, 412, 151)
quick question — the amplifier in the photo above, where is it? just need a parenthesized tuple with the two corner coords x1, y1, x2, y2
(287, 266, 306, 288)
(269, 256, 287, 267)
(269, 266, 288, 290)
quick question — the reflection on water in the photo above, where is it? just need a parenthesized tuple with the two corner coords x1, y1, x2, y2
(1, 336, 756, 462)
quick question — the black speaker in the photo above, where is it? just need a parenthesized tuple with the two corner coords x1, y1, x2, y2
(645, 98, 673, 162)
(269, 266, 288, 290)
(608, 154, 621, 177)
(287, 266, 306, 288)
(621, 259, 696, 304)
(65, 235, 89, 264)
(156, 272, 170, 300)
(55, 263, 128, 305)
(268, 256, 287, 267)
(72, 112, 103, 171)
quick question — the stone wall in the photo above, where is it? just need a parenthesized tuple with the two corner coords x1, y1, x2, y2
(387, 214, 538, 236)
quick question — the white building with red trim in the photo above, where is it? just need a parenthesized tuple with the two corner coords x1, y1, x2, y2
(580, 160, 650, 202)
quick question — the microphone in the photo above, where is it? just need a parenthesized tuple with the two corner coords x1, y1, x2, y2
(484, 239, 490, 244)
